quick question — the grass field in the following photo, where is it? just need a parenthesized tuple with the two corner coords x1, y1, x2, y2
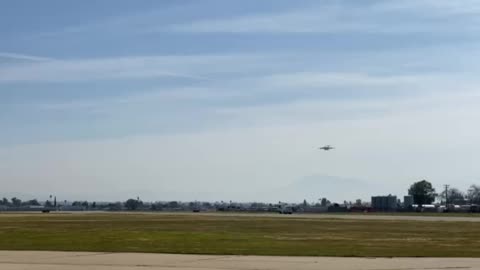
(1, 212, 480, 257)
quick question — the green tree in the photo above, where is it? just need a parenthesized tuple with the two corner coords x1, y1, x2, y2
(108, 202, 123, 211)
(320, 198, 329, 207)
(26, 199, 40, 206)
(408, 180, 436, 206)
(45, 200, 53, 207)
(72, 201, 82, 206)
(150, 203, 160, 211)
(167, 201, 179, 208)
(11, 197, 22, 207)
(81, 201, 89, 210)
(0, 198, 8, 206)
(125, 198, 142, 210)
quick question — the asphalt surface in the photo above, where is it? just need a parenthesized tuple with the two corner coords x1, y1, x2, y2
(294, 213, 480, 222)
(115, 211, 480, 222)
(1, 251, 480, 270)
(3, 211, 480, 222)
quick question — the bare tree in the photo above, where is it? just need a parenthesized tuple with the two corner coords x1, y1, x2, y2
(439, 187, 466, 205)
(467, 185, 480, 204)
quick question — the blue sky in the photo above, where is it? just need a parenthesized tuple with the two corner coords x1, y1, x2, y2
(1, 0, 480, 202)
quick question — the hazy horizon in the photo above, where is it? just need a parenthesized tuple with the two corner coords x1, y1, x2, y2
(2, 0, 480, 203)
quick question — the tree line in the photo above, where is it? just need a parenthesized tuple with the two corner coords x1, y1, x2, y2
(2, 181, 480, 210)
(0, 197, 41, 207)
(408, 180, 480, 206)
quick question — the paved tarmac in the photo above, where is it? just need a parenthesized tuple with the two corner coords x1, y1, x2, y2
(295, 213, 480, 222)
(120, 211, 480, 222)
(1, 251, 480, 270)
(199, 212, 480, 222)
(4, 211, 480, 222)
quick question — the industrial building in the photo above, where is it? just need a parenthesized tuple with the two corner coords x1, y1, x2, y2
(404, 195, 414, 208)
(371, 195, 398, 211)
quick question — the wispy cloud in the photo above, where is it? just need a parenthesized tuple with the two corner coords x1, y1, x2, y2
(2, 0, 480, 202)
(376, 0, 480, 16)
(214, 90, 480, 129)
(28, 69, 478, 125)
(165, 0, 480, 33)
(1, 53, 351, 83)
(22, 1, 201, 40)
(257, 72, 431, 89)
(0, 55, 219, 83)
(0, 52, 53, 62)
(34, 86, 245, 113)
(3, 90, 480, 201)
(22, 0, 480, 39)
(165, 8, 370, 33)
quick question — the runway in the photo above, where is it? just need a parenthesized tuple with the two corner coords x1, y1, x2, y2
(3, 211, 480, 222)
(1, 251, 480, 270)
(201, 212, 480, 222)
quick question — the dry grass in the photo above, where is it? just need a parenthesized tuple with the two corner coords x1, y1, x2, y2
(0, 212, 479, 257)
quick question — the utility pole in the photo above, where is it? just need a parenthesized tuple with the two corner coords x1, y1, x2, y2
(444, 184, 450, 206)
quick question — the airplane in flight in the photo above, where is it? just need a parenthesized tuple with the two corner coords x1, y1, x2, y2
(318, 145, 335, 151)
